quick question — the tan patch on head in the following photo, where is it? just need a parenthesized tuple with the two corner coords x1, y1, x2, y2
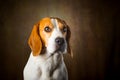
(39, 18, 54, 47)
(56, 19, 68, 37)
(58, 22, 64, 29)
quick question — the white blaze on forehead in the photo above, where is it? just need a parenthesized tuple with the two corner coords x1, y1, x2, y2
(51, 19, 59, 29)
(50, 18, 63, 37)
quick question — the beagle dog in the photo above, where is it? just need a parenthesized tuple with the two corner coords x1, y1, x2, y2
(23, 17, 72, 80)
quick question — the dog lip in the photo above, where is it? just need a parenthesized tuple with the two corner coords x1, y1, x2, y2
(55, 44, 65, 53)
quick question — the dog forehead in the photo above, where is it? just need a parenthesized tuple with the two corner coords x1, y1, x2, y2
(39, 17, 66, 34)
(50, 18, 64, 29)
(51, 18, 58, 28)
(40, 18, 52, 27)
(39, 17, 63, 28)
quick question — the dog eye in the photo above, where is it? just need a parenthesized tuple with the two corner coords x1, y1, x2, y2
(63, 27, 67, 32)
(44, 26, 51, 32)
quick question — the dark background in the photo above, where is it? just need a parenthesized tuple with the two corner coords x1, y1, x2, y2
(0, 0, 120, 80)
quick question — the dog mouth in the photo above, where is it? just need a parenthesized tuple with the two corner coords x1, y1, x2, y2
(55, 44, 66, 53)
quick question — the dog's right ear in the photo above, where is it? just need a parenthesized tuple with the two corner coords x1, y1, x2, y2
(28, 23, 42, 56)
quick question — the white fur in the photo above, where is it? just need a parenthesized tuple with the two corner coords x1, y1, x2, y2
(23, 19, 68, 80)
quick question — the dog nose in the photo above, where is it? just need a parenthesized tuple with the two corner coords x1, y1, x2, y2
(55, 37, 64, 45)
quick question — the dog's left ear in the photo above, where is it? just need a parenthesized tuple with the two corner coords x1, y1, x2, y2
(66, 25, 73, 57)
(28, 23, 42, 56)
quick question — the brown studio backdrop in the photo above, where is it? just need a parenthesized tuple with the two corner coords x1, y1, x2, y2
(0, 0, 120, 80)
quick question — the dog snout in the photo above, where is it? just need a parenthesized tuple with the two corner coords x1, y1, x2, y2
(55, 37, 64, 46)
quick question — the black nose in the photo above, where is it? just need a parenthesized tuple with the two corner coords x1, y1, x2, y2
(55, 37, 64, 45)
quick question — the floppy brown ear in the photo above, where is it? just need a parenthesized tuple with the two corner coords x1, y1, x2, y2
(66, 26, 73, 57)
(28, 23, 42, 56)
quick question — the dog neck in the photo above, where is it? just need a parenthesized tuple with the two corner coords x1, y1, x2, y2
(30, 51, 64, 79)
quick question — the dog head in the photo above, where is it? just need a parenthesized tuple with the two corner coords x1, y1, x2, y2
(28, 17, 71, 57)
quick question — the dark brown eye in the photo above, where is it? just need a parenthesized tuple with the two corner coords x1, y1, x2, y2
(63, 26, 67, 32)
(44, 26, 51, 32)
